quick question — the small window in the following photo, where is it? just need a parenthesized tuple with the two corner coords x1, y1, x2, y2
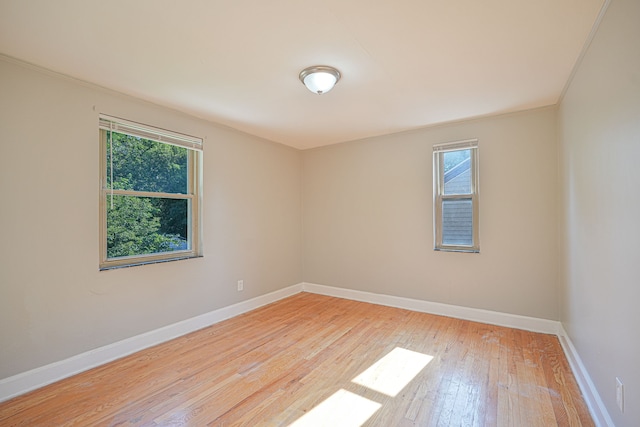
(99, 115, 202, 269)
(433, 139, 479, 252)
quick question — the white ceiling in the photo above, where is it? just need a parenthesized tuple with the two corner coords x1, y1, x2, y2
(0, 0, 604, 149)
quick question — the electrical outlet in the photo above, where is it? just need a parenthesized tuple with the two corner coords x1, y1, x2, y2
(237, 280, 244, 291)
(616, 377, 624, 412)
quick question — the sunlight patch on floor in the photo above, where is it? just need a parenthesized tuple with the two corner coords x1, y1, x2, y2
(352, 347, 433, 397)
(287, 347, 432, 426)
(288, 389, 381, 427)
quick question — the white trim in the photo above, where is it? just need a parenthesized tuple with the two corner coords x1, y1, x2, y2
(0, 283, 303, 403)
(302, 283, 613, 426)
(432, 138, 478, 152)
(1, 279, 611, 427)
(99, 114, 203, 151)
(557, 325, 615, 427)
(301, 282, 560, 334)
(433, 141, 480, 252)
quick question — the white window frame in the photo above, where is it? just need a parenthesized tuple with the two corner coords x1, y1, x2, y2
(99, 115, 203, 269)
(433, 139, 479, 252)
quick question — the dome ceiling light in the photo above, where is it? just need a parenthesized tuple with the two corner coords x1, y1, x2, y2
(299, 65, 341, 95)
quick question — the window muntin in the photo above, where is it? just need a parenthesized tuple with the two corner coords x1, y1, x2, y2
(433, 139, 479, 252)
(99, 115, 202, 269)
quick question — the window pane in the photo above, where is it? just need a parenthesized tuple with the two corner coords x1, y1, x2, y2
(442, 199, 473, 246)
(106, 195, 189, 259)
(106, 131, 188, 194)
(443, 149, 471, 195)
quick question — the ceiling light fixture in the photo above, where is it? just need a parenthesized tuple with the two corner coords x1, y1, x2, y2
(299, 65, 341, 95)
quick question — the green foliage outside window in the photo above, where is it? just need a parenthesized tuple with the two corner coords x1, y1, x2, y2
(106, 131, 189, 259)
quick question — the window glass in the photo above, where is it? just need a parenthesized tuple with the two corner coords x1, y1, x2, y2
(100, 115, 202, 269)
(443, 150, 471, 195)
(442, 199, 473, 246)
(433, 140, 479, 252)
(106, 196, 189, 259)
(107, 132, 188, 194)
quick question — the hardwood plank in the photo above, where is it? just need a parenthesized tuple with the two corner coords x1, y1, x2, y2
(0, 293, 593, 426)
(482, 325, 502, 426)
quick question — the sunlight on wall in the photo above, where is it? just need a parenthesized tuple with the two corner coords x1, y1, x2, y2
(288, 389, 381, 427)
(352, 347, 433, 397)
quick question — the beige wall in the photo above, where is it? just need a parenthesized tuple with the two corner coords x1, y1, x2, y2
(303, 107, 559, 320)
(4, 5, 638, 420)
(558, 0, 640, 425)
(0, 58, 303, 379)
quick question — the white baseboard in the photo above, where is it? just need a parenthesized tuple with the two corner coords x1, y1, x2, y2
(301, 282, 560, 334)
(0, 283, 303, 403)
(302, 282, 612, 427)
(557, 326, 614, 427)
(1, 280, 612, 427)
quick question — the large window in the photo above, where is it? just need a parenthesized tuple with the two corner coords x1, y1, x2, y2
(99, 115, 202, 269)
(433, 139, 479, 252)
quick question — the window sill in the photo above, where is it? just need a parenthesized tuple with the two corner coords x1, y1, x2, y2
(100, 254, 203, 271)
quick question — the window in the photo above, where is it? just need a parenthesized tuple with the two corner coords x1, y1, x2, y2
(99, 115, 202, 269)
(433, 139, 479, 252)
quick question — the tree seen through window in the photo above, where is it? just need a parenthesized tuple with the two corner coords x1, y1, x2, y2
(106, 131, 189, 259)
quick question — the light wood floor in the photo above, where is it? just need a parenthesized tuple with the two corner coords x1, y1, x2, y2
(0, 293, 593, 426)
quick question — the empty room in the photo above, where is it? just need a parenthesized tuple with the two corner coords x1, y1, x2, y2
(0, 0, 638, 426)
